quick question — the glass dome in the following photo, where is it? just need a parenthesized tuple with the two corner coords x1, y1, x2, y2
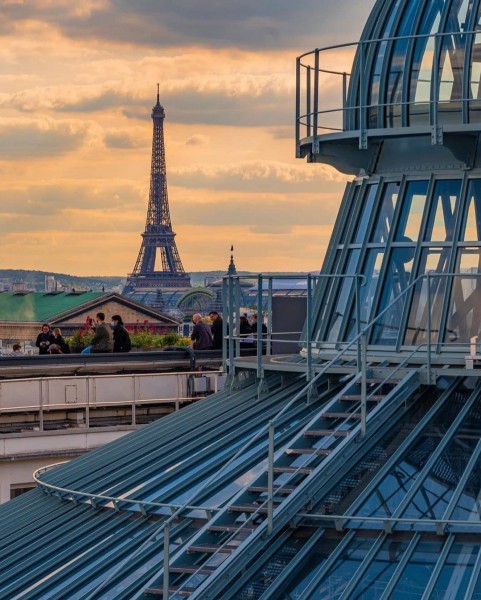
(346, 0, 481, 130)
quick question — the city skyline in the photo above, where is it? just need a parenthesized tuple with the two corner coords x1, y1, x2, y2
(0, 1, 372, 276)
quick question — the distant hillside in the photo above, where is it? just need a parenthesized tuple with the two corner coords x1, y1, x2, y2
(0, 269, 124, 292)
(0, 269, 312, 292)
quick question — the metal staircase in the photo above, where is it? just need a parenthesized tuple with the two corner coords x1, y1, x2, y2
(144, 367, 420, 598)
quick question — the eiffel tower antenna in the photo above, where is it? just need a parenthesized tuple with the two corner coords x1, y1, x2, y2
(124, 88, 191, 294)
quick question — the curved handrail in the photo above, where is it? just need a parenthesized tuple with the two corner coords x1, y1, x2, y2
(296, 28, 481, 143)
(33, 464, 221, 515)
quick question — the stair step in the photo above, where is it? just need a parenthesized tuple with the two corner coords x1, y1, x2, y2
(366, 378, 399, 384)
(145, 586, 195, 597)
(285, 448, 331, 456)
(170, 565, 216, 575)
(304, 429, 350, 438)
(340, 395, 385, 402)
(248, 485, 296, 494)
(322, 412, 362, 420)
(272, 466, 313, 474)
(187, 544, 237, 554)
(208, 524, 256, 533)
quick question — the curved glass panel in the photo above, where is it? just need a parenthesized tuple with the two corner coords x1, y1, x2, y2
(344, 0, 481, 129)
(425, 179, 460, 241)
(405, 248, 450, 345)
(461, 179, 481, 240)
(470, 10, 481, 122)
(371, 181, 400, 242)
(395, 180, 429, 242)
(447, 248, 481, 343)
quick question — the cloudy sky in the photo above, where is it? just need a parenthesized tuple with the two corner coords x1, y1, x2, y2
(0, 0, 373, 276)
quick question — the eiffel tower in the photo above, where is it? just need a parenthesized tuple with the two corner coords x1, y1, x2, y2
(124, 87, 191, 298)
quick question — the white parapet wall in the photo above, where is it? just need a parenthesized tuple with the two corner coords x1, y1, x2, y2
(0, 370, 225, 502)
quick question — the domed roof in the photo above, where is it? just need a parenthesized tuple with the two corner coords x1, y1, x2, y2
(346, 0, 481, 130)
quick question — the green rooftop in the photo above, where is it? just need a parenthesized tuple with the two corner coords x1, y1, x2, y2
(0, 292, 105, 322)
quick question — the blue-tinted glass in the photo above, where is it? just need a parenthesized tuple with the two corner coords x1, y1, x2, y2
(401, 399, 481, 520)
(356, 390, 468, 519)
(283, 534, 345, 598)
(410, 1, 443, 125)
(405, 248, 450, 345)
(368, 0, 403, 127)
(451, 452, 481, 521)
(350, 538, 411, 600)
(372, 247, 414, 345)
(395, 180, 429, 242)
(308, 536, 374, 599)
(354, 184, 379, 243)
(432, 542, 481, 599)
(438, 34, 466, 124)
(346, 249, 384, 339)
(313, 251, 342, 345)
(425, 179, 461, 241)
(339, 184, 363, 244)
(385, 0, 418, 127)
(326, 250, 361, 342)
(390, 540, 444, 599)
(461, 179, 481, 241)
(370, 182, 400, 243)
(470, 14, 481, 122)
(446, 248, 481, 343)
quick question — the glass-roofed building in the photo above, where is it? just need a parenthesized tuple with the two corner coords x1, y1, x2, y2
(4, 0, 481, 598)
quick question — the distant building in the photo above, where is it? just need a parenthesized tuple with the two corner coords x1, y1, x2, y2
(11, 281, 29, 293)
(44, 275, 57, 293)
(0, 291, 179, 343)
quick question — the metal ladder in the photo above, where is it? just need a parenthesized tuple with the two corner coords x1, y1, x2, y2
(145, 368, 420, 598)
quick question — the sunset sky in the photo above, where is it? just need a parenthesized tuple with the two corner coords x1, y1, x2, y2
(0, 0, 372, 277)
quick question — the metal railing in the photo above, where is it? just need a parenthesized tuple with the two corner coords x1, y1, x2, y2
(222, 273, 366, 378)
(296, 29, 481, 148)
(223, 271, 481, 382)
(0, 370, 223, 431)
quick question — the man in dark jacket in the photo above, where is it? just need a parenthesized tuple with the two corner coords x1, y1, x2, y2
(190, 314, 213, 350)
(209, 311, 223, 350)
(81, 312, 113, 354)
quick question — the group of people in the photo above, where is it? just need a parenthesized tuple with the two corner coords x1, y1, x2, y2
(190, 311, 267, 352)
(31, 313, 132, 356)
(190, 312, 223, 351)
(35, 324, 71, 355)
(80, 313, 131, 354)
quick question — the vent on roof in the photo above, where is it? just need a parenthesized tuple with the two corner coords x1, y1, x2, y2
(43, 292, 63, 296)
(66, 291, 87, 296)
(13, 291, 32, 296)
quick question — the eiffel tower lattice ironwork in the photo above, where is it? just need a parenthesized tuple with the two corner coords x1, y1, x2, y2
(124, 87, 191, 292)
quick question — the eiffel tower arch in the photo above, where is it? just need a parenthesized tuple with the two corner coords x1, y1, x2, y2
(123, 87, 191, 308)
